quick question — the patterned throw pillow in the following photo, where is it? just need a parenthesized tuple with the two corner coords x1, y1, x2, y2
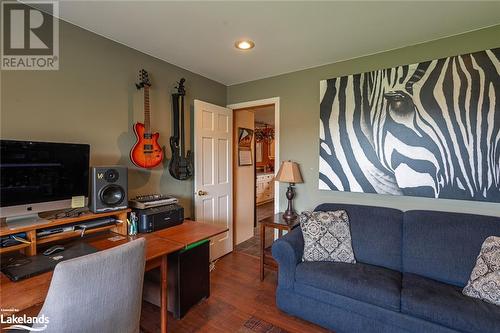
(462, 236, 500, 306)
(300, 210, 356, 263)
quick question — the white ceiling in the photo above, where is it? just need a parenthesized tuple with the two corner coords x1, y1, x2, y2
(55, 1, 500, 85)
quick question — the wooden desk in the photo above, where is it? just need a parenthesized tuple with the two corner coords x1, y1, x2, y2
(0, 232, 183, 333)
(259, 213, 299, 281)
(0, 220, 228, 332)
(153, 220, 228, 247)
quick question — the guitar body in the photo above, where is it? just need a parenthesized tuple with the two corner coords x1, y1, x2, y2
(130, 122, 163, 168)
(168, 137, 193, 180)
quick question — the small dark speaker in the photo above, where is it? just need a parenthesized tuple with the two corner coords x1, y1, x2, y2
(89, 166, 128, 213)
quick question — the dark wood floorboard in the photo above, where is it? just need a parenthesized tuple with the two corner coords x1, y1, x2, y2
(140, 252, 331, 333)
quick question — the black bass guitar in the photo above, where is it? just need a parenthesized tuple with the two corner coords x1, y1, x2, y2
(169, 78, 193, 180)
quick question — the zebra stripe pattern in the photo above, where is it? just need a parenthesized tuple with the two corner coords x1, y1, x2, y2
(319, 48, 500, 202)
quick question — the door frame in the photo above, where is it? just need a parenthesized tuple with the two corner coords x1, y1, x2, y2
(227, 97, 280, 214)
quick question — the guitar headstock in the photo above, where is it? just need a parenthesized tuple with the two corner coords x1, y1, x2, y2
(175, 78, 186, 96)
(136, 69, 152, 90)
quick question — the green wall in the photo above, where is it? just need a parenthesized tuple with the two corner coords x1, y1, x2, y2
(227, 25, 500, 216)
(0, 20, 226, 218)
(2, 19, 499, 218)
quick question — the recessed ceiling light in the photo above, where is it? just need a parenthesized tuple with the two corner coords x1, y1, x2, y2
(235, 40, 255, 50)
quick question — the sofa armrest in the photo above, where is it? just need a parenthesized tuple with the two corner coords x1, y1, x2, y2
(271, 227, 304, 289)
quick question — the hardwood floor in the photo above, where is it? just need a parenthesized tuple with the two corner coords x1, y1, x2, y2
(140, 252, 330, 333)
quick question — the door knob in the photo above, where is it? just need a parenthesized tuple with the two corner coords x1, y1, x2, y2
(197, 190, 208, 196)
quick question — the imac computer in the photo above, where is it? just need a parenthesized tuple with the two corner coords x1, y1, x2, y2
(0, 140, 90, 228)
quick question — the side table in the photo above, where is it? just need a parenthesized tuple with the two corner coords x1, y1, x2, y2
(259, 213, 300, 281)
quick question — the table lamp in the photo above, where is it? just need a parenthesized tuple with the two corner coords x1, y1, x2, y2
(275, 161, 303, 221)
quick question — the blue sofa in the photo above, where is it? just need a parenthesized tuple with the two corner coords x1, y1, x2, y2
(272, 203, 500, 333)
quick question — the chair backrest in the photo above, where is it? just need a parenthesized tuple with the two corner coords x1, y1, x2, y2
(33, 239, 146, 333)
(403, 210, 500, 287)
(314, 203, 403, 271)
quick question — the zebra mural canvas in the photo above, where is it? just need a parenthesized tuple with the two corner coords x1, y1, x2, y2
(319, 48, 500, 202)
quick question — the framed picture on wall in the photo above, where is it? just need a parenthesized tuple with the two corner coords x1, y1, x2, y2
(238, 127, 253, 166)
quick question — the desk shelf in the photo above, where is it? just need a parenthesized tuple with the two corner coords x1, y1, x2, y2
(0, 242, 31, 255)
(0, 210, 129, 237)
(0, 209, 130, 256)
(37, 224, 121, 245)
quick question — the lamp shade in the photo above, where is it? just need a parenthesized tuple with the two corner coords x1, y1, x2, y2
(275, 161, 303, 184)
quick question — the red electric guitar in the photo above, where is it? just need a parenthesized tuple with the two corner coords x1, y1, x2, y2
(130, 69, 164, 168)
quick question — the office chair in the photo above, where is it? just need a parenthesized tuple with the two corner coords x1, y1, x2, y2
(32, 239, 146, 333)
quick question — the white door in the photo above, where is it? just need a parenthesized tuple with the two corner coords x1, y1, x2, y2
(194, 100, 233, 260)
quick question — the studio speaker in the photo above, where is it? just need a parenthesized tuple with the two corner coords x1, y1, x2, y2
(89, 166, 128, 213)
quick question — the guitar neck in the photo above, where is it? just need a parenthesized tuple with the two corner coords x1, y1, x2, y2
(180, 94, 185, 156)
(144, 86, 151, 134)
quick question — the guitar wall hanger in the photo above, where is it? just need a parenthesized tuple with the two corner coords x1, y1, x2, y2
(169, 78, 193, 180)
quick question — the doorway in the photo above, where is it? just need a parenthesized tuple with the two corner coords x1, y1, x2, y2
(254, 109, 276, 221)
(228, 98, 280, 257)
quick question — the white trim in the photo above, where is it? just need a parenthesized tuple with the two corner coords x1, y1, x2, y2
(227, 97, 280, 215)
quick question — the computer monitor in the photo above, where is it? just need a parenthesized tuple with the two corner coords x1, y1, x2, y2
(0, 140, 90, 227)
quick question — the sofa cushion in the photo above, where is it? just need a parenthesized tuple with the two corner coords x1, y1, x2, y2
(401, 273, 500, 333)
(403, 210, 500, 287)
(281, 286, 459, 333)
(315, 203, 403, 271)
(295, 261, 401, 311)
(300, 210, 356, 263)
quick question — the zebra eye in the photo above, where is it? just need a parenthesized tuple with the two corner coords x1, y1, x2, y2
(383, 91, 406, 101)
(384, 90, 415, 116)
